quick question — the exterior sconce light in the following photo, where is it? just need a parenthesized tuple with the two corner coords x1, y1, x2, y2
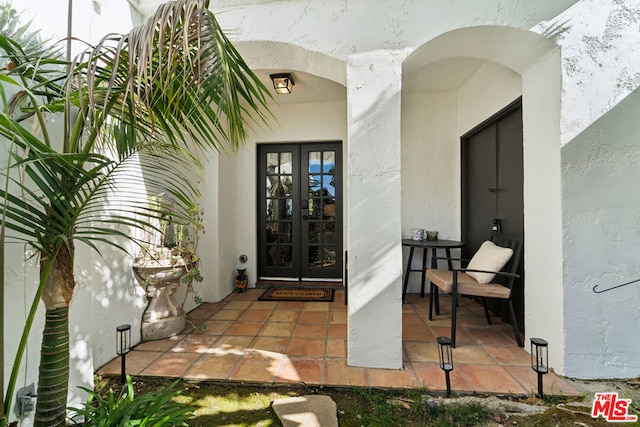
(530, 337, 548, 398)
(270, 73, 294, 94)
(437, 336, 454, 397)
(116, 324, 132, 384)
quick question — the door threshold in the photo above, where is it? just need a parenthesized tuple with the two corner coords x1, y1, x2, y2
(257, 279, 344, 289)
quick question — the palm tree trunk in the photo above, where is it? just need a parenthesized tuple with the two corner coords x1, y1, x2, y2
(34, 243, 75, 427)
(34, 307, 69, 427)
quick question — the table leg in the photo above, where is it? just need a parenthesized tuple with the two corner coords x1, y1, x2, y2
(420, 248, 428, 297)
(402, 247, 415, 303)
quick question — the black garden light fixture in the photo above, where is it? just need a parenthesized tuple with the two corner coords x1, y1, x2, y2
(270, 73, 295, 94)
(116, 324, 131, 384)
(530, 337, 549, 398)
(437, 336, 454, 397)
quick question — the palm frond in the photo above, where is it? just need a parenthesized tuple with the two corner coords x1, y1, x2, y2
(68, 0, 272, 157)
(1, 123, 204, 258)
(0, 4, 67, 120)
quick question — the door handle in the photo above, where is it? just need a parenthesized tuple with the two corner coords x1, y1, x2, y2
(488, 187, 500, 193)
(302, 214, 308, 220)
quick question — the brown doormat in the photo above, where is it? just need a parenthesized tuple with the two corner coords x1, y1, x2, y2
(258, 288, 334, 302)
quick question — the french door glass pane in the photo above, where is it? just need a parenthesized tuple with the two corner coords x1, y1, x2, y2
(264, 151, 293, 269)
(323, 223, 335, 244)
(266, 244, 293, 267)
(309, 222, 321, 244)
(266, 199, 292, 220)
(307, 150, 337, 270)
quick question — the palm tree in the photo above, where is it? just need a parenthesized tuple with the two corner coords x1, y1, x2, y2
(0, 0, 270, 425)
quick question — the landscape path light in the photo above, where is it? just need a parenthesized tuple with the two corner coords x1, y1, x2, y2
(530, 337, 548, 398)
(437, 336, 454, 397)
(116, 324, 132, 384)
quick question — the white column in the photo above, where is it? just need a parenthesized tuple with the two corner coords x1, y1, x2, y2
(521, 50, 565, 374)
(346, 51, 403, 369)
(201, 153, 223, 302)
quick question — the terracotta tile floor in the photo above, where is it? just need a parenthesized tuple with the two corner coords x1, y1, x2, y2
(97, 289, 581, 397)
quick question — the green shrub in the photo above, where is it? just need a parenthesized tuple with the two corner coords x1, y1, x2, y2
(68, 376, 193, 426)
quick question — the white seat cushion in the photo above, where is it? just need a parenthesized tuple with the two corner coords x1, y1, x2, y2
(426, 269, 511, 299)
(466, 240, 513, 284)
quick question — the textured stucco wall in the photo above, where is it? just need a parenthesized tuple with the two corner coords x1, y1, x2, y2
(456, 62, 522, 136)
(521, 49, 565, 373)
(401, 90, 460, 295)
(209, 0, 578, 60)
(346, 50, 404, 368)
(561, 89, 640, 378)
(401, 90, 459, 266)
(556, 0, 640, 379)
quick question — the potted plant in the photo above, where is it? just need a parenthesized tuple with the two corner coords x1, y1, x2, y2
(132, 196, 205, 341)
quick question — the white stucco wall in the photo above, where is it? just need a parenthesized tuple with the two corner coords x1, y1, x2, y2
(562, 88, 640, 378)
(2, 246, 43, 426)
(345, 51, 404, 368)
(72, 240, 147, 398)
(456, 62, 522, 136)
(554, 0, 640, 379)
(521, 49, 565, 373)
(400, 91, 459, 293)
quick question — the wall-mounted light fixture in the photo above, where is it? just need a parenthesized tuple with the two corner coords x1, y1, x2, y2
(270, 73, 295, 94)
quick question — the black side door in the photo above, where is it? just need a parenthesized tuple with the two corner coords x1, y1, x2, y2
(461, 99, 524, 329)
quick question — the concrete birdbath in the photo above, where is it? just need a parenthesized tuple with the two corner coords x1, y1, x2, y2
(133, 256, 192, 341)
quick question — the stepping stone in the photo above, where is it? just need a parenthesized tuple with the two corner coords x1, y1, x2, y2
(272, 395, 338, 427)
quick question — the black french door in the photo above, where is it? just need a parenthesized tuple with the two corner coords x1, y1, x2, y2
(257, 142, 343, 280)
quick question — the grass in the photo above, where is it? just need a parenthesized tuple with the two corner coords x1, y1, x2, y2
(93, 376, 630, 426)
(95, 377, 493, 426)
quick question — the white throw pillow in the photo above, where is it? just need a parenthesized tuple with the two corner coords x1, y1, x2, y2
(466, 241, 513, 284)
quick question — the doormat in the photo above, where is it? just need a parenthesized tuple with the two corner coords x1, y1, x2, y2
(258, 288, 334, 302)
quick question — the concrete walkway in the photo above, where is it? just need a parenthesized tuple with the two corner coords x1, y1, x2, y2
(98, 289, 581, 397)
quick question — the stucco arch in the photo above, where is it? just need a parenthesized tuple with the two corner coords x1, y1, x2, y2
(235, 40, 346, 86)
(401, 25, 565, 372)
(405, 25, 557, 76)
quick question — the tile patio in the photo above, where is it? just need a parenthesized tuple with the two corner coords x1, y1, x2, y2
(97, 289, 581, 397)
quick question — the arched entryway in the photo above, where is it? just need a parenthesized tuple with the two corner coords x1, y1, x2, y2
(203, 40, 348, 291)
(401, 26, 564, 362)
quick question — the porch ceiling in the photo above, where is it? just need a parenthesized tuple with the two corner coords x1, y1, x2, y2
(253, 69, 346, 104)
(404, 57, 485, 93)
(254, 59, 484, 104)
